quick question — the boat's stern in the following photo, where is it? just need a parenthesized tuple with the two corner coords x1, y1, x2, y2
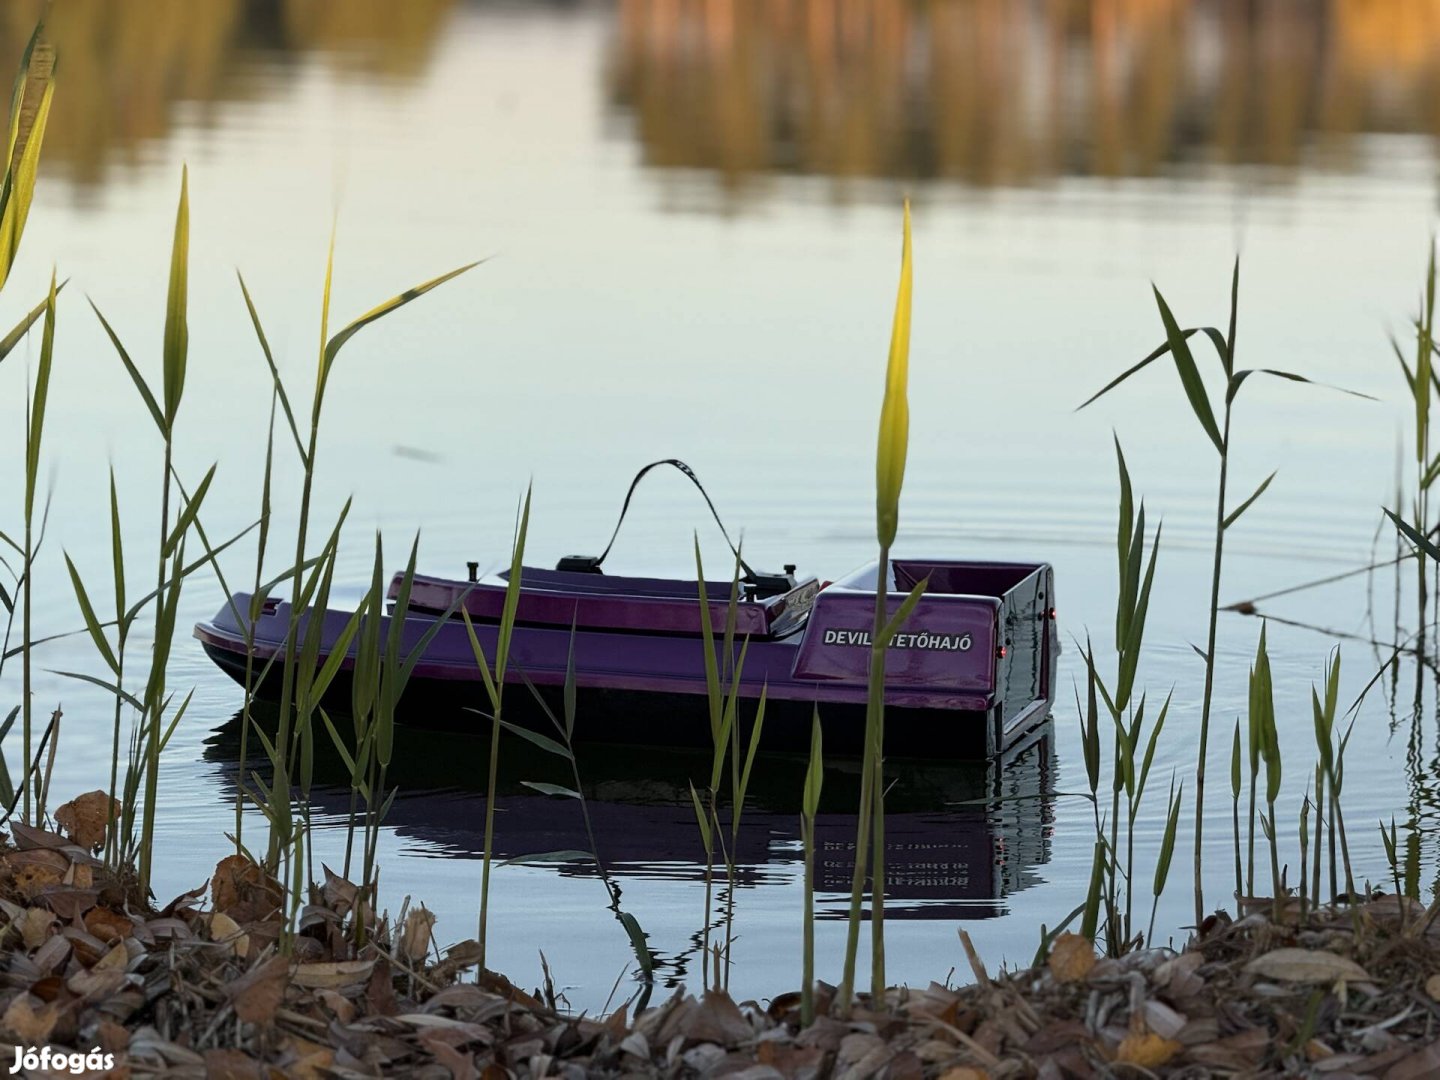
(791, 558, 1056, 755)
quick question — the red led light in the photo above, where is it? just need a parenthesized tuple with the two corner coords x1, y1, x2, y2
(1048, 607, 1057, 620)
(997, 645, 1007, 658)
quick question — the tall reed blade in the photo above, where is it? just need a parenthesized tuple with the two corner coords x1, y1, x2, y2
(800, 711, 823, 1028)
(162, 166, 189, 430)
(465, 488, 531, 973)
(840, 198, 915, 1013)
(19, 271, 56, 823)
(875, 200, 913, 551)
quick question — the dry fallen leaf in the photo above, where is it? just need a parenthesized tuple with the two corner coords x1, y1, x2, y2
(212, 854, 283, 918)
(208, 911, 251, 958)
(18, 906, 55, 949)
(1048, 933, 1097, 983)
(84, 906, 135, 944)
(293, 958, 376, 990)
(225, 955, 288, 1025)
(203, 1047, 262, 1080)
(937, 1068, 992, 1080)
(1244, 948, 1372, 985)
(1, 994, 61, 1043)
(278, 1036, 336, 1080)
(12, 861, 63, 900)
(93, 941, 129, 973)
(1116, 1032, 1182, 1069)
(54, 790, 121, 851)
(401, 905, 436, 964)
(1383, 1040, 1440, 1080)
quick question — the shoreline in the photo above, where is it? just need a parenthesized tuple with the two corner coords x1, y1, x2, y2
(2, 814, 1437, 1079)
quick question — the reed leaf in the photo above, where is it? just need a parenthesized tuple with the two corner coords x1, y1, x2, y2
(520, 782, 581, 799)
(1223, 256, 1239, 376)
(1230, 719, 1242, 801)
(460, 611, 501, 716)
(1223, 471, 1277, 530)
(161, 464, 215, 558)
(802, 711, 824, 820)
(316, 260, 481, 417)
(1115, 437, 1134, 649)
(351, 539, 385, 724)
(236, 272, 306, 467)
(1137, 690, 1172, 800)
(0, 286, 59, 371)
(90, 301, 165, 436)
(61, 554, 118, 675)
(494, 488, 531, 689)
(496, 718, 570, 760)
(161, 167, 188, 429)
(108, 471, 124, 624)
(0, 25, 54, 291)
(48, 671, 142, 714)
(317, 708, 364, 793)
(875, 200, 913, 548)
(1153, 286, 1223, 454)
(1116, 519, 1161, 712)
(24, 272, 56, 522)
(1154, 776, 1183, 898)
(879, 577, 929, 645)
(1226, 368, 1375, 406)
(1081, 638, 1100, 797)
(688, 781, 711, 852)
(695, 536, 723, 741)
(1077, 327, 1207, 411)
(734, 685, 767, 822)
(1384, 507, 1440, 562)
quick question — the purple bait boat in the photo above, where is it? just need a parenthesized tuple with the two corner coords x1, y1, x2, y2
(194, 464, 1058, 757)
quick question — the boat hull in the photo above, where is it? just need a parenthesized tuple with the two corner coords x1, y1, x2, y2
(200, 637, 1027, 757)
(194, 559, 1057, 759)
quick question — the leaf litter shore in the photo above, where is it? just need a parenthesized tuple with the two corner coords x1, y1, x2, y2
(2, 794, 1439, 1079)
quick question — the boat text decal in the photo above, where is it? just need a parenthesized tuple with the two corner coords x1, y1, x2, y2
(821, 628, 973, 652)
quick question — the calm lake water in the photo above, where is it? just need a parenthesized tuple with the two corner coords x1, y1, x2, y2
(4, 0, 1440, 1008)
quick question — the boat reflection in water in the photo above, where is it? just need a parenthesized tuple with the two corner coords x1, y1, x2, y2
(202, 715, 1055, 921)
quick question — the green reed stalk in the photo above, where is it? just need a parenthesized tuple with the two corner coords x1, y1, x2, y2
(236, 395, 277, 852)
(248, 234, 478, 870)
(838, 199, 914, 1013)
(691, 540, 744, 991)
(335, 536, 386, 880)
(1083, 259, 1365, 924)
(724, 684, 766, 991)
(1381, 818, 1402, 914)
(800, 711, 823, 1027)
(1078, 641, 1105, 943)
(103, 473, 126, 866)
(20, 275, 55, 824)
(0, 24, 54, 824)
(714, 549, 749, 992)
(866, 544, 890, 991)
(514, 639, 657, 1007)
(1331, 723, 1355, 898)
(1410, 251, 1435, 640)
(1074, 439, 1163, 953)
(88, 168, 190, 890)
(1298, 794, 1311, 918)
(1230, 718, 1242, 903)
(462, 488, 530, 973)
